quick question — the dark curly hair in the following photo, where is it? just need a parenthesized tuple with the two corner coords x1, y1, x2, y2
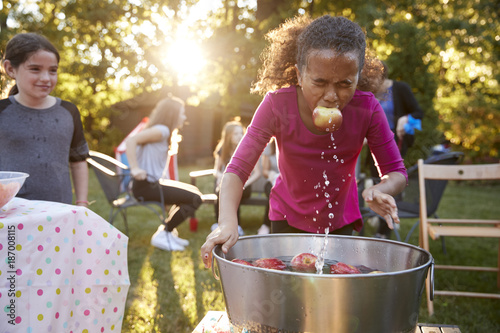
(251, 15, 383, 95)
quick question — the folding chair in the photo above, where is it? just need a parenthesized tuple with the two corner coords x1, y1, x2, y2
(418, 161, 500, 315)
(87, 150, 166, 234)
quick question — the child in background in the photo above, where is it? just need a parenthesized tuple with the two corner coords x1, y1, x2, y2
(212, 120, 261, 236)
(257, 138, 279, 235)
(0, 33, 89, 206)
(126, 96, 203, 252)
(202, 15, 407, 267)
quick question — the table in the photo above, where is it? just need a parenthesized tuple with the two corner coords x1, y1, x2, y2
(0, 198, 130, 333)
(193, 311, 462, 333)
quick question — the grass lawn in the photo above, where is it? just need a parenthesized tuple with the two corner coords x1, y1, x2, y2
(86, 163, 500, 332)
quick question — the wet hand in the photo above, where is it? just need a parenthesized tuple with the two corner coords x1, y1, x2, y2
(201, 224, 239, 269)
(363, 189, 400, 229)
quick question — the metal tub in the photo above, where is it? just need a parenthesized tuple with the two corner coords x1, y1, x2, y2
(212, 234, 434, 333)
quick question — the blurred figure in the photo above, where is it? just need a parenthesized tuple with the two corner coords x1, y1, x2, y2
(257, 138, 279, 235)
(126, 96, 202, 251)
(370, 61, 424, 238)
(212, 120, 261, 236)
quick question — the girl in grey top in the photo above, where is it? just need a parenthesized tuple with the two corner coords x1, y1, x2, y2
(126, 96, 202, 252)
(0, 33, 89, 206)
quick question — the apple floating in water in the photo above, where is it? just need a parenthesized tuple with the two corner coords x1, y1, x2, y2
(253, 258, 286, 271)
(290, 252, 318, 273)
(312, 106, 343, 132)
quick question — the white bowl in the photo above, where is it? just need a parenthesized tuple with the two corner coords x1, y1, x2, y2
(0, 171, 29, 209)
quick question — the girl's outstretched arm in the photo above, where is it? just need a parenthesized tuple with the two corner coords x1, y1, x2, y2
(201, 172, 243, 268)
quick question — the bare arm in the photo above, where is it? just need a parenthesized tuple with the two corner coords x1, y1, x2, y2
(201, 172, 243, 268)
(125, 127, 163, 180)
(70, 160, 89, 206)
(362, 171, 406, 229)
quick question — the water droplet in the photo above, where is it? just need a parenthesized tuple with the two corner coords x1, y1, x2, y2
(312, 217, 316, 222)
(324, 193, 330, 198)
(328, 203, 332, 208)
(315, 210, 319, 214)
(340, 159, 344, 163)
(328, 213, 334, 219)
(335, 188, 339, 191)
(325, 180, 330, 186)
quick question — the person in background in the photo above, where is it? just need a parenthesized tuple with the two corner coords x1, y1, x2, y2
(212, 119, 261, 236)
(257, 138, 279, 235)
(201, 15, 407, 267)
(369, 61, 424, 238)
(126, 96, 202, 252)
(0, 33, 89, 207)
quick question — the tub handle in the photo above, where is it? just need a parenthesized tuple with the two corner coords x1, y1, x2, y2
(211, 253, 220, 281)
(429, 260, 435, 301)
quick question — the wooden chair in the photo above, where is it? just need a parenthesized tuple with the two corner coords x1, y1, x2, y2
(87, 150, 166, 234)
(418, 161, 500, 315)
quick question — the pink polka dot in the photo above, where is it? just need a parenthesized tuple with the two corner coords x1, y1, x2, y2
(55, 312, 59, 319)
(86, 269, 92, 275)
(55, 227, 60, 233)
(117, 234, 121, 239)
(72, 247, 75, 253)
(84, 309, 90, 316)
(55, 268, 61, 275)
(38, 245, 44, 251)
(101, 327, 105, 332)
(105, 249, 110, 255)
(103, 287, 108, 293)
(16, 269, 22, 276)
(71, 288, 74, 294)
(15, 316, 21, 324)
(18, 223, 23, 230)
(0, 244, 3, 251)
(113, 307, 118, 313)
(37, 289, 43, 296)
(118, 270, 122, 276)
(87, 230, 92, 236)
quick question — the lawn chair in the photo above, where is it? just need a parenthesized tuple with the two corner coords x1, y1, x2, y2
(87, 150, 166, 234)
(418, 161, 500, 315)
(358, 151, 464, 244)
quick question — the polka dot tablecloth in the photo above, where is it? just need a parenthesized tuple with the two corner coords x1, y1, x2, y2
(0, 198, 129, 333)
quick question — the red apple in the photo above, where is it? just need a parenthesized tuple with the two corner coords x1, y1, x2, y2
(290, 252, 318, 273)
(231, 259, 254, 266)
(330, 262, 361, 274)
(312, 106, 343, 132)
(253, 258, 286, 271)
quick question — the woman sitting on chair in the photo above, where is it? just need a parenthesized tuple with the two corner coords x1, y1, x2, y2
(126, 96, 202, 252)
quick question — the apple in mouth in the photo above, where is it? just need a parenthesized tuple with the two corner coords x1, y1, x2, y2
(312, 106, 343, 132)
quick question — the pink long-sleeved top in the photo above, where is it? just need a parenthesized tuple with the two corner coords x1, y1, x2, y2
(226, 86, 407, 233)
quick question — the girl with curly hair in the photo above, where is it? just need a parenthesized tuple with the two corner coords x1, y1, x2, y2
(202, 15, 407, 265)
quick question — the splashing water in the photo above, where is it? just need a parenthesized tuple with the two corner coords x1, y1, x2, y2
(315, 227, 330, 274)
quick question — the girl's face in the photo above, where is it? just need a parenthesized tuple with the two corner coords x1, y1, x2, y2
(296, 49, 359, 113)
(4, 50, 58, 103)
(230, 126, 244, 146)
